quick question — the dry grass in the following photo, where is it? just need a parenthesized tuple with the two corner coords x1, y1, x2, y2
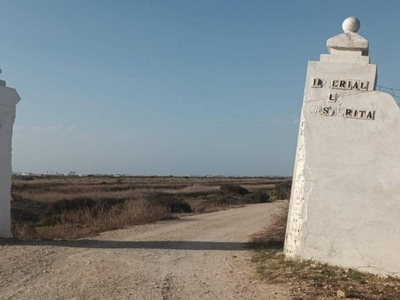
(11, 175, 287, 240)
(14, 199, 171, 240)
(250, 201, 400, 299)
(251, 201, 288, 246)
(12, 176, 283, 203)
(162, 184, 221, 196)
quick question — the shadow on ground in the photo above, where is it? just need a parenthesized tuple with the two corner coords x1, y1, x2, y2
(0, 239, 264, 251)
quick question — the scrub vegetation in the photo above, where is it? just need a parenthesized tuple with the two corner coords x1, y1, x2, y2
(11, 175, 286, 240)
(250, 200, 400, 299)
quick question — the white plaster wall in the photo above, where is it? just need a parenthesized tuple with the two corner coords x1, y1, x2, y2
(0, 86, 20, 238)
(285, 56, 400, 276)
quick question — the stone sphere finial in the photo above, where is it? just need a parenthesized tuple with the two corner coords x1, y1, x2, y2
(342, 17, 361, 33)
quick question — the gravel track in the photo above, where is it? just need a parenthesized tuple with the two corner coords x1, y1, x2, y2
(0, 203, 289, 300)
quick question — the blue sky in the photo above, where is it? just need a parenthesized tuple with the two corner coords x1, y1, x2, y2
(3, 0, 400, 176)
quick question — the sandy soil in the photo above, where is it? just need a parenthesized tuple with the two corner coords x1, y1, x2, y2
(0, 203, 290, 300)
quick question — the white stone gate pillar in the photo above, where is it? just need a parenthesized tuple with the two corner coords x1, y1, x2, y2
(0, 75, 21, 238)
(284, 17, 400, 276)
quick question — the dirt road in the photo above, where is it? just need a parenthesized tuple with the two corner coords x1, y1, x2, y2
(0, 203, 289, 300)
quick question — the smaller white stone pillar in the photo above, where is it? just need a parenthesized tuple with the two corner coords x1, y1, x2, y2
(0, 76, 20, 238)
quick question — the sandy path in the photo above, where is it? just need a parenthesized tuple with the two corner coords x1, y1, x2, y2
(0, 203, 289, 300)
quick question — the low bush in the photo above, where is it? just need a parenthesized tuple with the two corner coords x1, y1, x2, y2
(11, 197, 47, 223)
(243, 191, 271, 204)
(11, 207, 40, 223)
(146, 192, 193, 213)
(275, 180, 292, 200)
(48, 197, 125, 214)
(220, 184, 249, 196)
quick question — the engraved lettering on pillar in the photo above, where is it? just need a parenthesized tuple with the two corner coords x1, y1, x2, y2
(360, 81, 368, 91)
(330, 79, 370, 91)
(351, 81, 359, 90)
(328, 93, 338, 102)
(311, 78, 324, 88)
